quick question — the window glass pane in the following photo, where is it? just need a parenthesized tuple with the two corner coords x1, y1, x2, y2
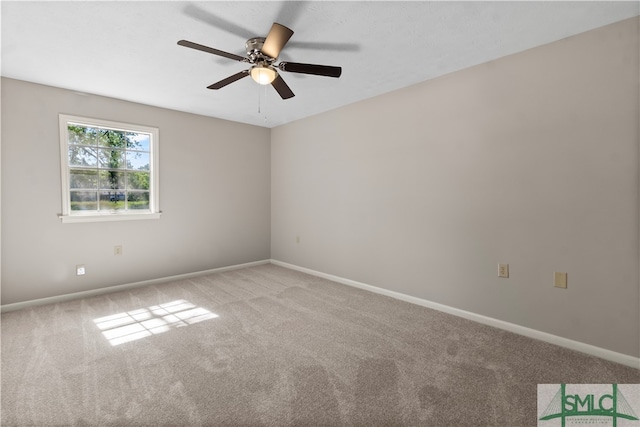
(99, 171, 125, 190)
(70, 191, 97, 211)
(99, 148, 126, 169)
(70, 170, 98, 189)
(68, 125, 98, 145)
(99, 191, 125, 211)
(128, 133, 150, 151)
(127, 152, 150, 171)
(69, 146, 98, 167)
(127, 171, 150, 190)
(128, 192, 149, 210)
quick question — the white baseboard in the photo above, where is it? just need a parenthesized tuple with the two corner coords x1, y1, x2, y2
(270, 259, 640, 369)
(0, 259, 271, 313)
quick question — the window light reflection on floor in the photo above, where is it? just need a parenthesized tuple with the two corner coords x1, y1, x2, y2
(93, 299, 218, 346)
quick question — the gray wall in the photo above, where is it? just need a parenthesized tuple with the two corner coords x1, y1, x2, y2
(271, 18, 639, 357)
(1, 78, 271, 304)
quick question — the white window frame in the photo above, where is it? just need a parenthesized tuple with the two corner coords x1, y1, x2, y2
(58, 114, 161, 223)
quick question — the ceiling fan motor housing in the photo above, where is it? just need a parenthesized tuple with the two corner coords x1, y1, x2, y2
(246, 37, 275, 63)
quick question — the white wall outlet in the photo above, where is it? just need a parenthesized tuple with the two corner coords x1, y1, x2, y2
(498, 264, 509, 278)
(114, 245, 123, 256)
(554, 272, 568, 288)
(76, 264, 86, 276)
(296, 235, 300, 244)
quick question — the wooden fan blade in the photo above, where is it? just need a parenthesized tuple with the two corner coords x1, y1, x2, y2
(178, 40, 247, 62)
(261, 23, 294, 59)
(278, 61, 341, 78)
(271, 74, 295, 99)
(207, 70, 250, 89)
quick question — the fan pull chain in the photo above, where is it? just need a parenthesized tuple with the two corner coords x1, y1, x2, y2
(257, 84, 261, 114)
(263, 84, 268, 124)
(257, 84, 268, 124)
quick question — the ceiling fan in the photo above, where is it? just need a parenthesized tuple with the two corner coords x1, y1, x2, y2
(178, 23, 342, 100)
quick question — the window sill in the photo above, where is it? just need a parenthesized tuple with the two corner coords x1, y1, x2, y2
(59, 212, 162, 223)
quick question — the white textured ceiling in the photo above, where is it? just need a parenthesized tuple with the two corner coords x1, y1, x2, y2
(2, 1, 638, 128)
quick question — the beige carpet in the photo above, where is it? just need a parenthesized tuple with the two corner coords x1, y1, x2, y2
(1, 264, 637, 426)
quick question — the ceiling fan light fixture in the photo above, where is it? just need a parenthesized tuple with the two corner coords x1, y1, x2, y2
(250, 66, 276, 85)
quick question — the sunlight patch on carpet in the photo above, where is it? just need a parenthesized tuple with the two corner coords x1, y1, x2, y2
(93, 300, 218, 346)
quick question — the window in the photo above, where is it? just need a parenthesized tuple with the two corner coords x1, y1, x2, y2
(59, 114, 160, 223)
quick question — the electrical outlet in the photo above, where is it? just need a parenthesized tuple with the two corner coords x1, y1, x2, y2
(114, 245, 123, 256)
(498, 264, 509, 278)
(554, 272, 567, 288)
(296, 236, 300, 244)
(76, 264, 86, 276)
